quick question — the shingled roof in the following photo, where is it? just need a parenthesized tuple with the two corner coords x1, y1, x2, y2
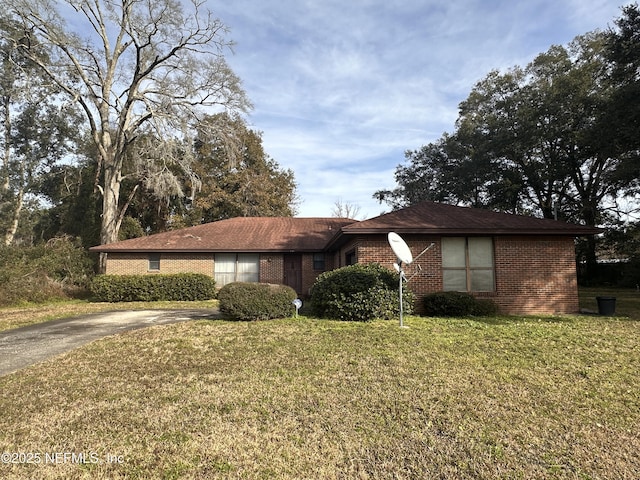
(90, 202, 600, 253)
(90, 217, 355, 253)
(340, 201, 601, 236)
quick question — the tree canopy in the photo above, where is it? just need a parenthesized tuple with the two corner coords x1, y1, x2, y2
(605, 3, 640, 156)
(376, 7, 640, 274)
(187, 113, 298, 224)
(37, 114, 299, 245)
(7, 0, 251, 269)
(377, 30, 638, 224)
(3, 1, 298, 250)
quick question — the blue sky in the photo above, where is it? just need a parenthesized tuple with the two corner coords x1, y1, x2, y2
(213, 0, 627, 218)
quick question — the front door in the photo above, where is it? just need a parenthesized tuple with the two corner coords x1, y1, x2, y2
(283, 254, 302, 294)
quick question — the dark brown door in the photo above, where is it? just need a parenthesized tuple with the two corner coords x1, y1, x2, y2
(283, 254, 302, 294)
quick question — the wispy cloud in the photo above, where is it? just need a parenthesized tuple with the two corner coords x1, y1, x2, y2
(214, 0, 625, 217)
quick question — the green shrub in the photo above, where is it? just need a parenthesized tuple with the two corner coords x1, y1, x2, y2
(310, 263, 413, 322)
(90, 273, 216, 302)
(423, 291, 498, 317)
(0, 237, 95, 306)
(472, 298, 500, 316)
(217, 282, 297, 321)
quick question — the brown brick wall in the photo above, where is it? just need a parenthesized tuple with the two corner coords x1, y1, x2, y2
(338, 239, 360, 267)
(493, 236, 579, 315)
(352, 235, 580, 315)
(301, 254, 327, 296)
(106, 252, 328, 297)
(259, 254, 331, 295)
(260, 255, 284, 284)
(105, 253, 148, 275)
(356, 234, 443, 293)
(106, 252, 214, 276)
(163, 253, 213, 275)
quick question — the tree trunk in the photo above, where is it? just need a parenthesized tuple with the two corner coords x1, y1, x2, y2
(98, 164, 122, 273)
(2, 100, 22, 245)
(2, 96, 12, 241)
(4, 186, 23, 246)
(581, 203, 600, 282)
(2, 97, 10, 196)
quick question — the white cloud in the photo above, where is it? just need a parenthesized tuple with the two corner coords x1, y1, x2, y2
(213, 0, 624, 217)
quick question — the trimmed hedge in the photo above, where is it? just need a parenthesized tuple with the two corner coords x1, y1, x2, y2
(90, 273, 216, 302)
(423, 291, 498, 317)
(217, 282, 298, 321)
(310, 263, 413, 322)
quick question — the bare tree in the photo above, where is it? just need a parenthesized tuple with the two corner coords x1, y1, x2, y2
(331, 199, 363, 219)
(8, 0, 251, 269)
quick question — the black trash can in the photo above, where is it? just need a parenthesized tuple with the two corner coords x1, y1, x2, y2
(596, 296, 616, 315)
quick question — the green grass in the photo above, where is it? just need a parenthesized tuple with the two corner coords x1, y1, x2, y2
(0, 309, 638, 479)
(579, 287, 640, 319)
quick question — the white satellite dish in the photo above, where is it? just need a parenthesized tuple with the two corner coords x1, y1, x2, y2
(388, 232, 413, 265)
(388, 232, 413, 328)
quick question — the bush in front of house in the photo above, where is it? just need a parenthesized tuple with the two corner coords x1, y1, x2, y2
(217, 282, 298, 321)
(0, 236, 95, 306)
(310, 263, 413, 322)
(90, 273, 216, 302)
(422, 291, 498, 317)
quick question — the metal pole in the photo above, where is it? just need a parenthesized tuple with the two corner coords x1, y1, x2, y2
(399, 262, 404, 327)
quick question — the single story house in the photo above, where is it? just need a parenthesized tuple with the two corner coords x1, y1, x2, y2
(90, 201, 600, 315)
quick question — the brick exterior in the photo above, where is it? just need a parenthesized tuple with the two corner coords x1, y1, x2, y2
(301, 253, 337, 295)
(493, 236, 579, 314)
(259, 255, 283, 284)
(105, 251, 332, 297)
(104, 234, 580, 315)
(106, 252, 214, 276)
(337, 235, 579, 315)
(261, 253, 336, 295)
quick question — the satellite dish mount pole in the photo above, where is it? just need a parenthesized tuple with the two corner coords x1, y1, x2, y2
(398, 260, 405, 328)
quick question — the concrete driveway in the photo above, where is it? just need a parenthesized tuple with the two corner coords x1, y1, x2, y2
(0, 308, 219, 377)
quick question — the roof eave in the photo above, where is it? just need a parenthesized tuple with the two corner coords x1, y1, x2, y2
(340, 227, 602, 236)
(88, 247, 328, 254)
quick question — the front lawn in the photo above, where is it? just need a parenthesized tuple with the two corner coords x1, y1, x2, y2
(0, 313, 638, 479)
(579, 287, 640, 319)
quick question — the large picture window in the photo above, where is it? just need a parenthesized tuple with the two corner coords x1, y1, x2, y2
(442, 237, 495, 292)
(214, 253, 259, 286)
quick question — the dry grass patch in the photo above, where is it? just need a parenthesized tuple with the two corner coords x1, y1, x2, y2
(0, 314, 638, 479)
(0, 300, 218, 332)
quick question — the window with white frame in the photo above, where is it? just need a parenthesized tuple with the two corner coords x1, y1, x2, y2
(214, 253, 260, 286)
(441, 237, 495, 292)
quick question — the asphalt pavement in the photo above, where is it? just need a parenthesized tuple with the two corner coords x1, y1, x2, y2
(0, 309, 219, 377)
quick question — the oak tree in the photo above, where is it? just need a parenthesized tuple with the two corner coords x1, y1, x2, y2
(9, 0, 250, 269)
(184, 113, 297, 224)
